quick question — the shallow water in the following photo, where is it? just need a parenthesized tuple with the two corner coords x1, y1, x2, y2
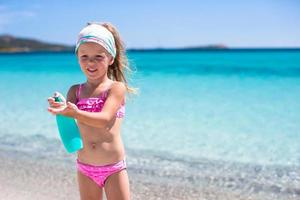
(0, 50, 300, 199)
(0, 50, 299, 167)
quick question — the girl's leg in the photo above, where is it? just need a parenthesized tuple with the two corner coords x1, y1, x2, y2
(104, 169, 130, 200)
(77, 171, 103, 200)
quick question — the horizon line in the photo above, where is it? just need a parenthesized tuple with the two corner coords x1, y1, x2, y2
(1, 34, 300, 50)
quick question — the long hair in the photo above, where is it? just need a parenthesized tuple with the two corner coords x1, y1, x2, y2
(101, 22, 138, 96)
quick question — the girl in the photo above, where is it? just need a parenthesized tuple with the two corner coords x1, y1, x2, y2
(47, 22, 136, 200)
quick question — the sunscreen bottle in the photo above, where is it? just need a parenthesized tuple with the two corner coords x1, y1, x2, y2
(54, 93, 83, 153)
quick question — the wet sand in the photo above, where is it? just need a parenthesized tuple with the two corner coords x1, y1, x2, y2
(0, 148, 299, 200)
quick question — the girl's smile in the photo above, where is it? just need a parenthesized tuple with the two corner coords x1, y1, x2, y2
(87, 68, 97, 73)
(86, 67, 98, 75)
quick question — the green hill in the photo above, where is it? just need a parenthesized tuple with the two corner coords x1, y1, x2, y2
(0, 35, 73, 53)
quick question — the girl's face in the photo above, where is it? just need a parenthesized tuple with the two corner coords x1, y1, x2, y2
(77, 42, 114, 81)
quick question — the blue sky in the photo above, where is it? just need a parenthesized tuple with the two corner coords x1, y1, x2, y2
(0, 0, 299, 48)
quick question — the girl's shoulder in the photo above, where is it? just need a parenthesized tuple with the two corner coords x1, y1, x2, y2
(67, 84, 81, 103)
(107, 81, 126, 105)
(69, 83, 82, 95)
(109, 81, 126, 94)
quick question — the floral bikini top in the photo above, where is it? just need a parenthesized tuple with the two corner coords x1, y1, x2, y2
(75, 83, 125, 118)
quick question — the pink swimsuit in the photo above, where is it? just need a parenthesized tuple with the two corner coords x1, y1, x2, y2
(75, 83, 125, 118)
(76, 159, 127, 187)
(75, 83, 127, 187)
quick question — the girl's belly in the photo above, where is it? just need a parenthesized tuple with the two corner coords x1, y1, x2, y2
(76, 120, 125, 165)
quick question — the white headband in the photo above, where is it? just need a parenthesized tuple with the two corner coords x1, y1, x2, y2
(75, 23, 116, 58)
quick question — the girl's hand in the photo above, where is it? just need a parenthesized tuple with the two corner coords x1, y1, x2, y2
(48, 101, 79, 118)
(47, 92, 66, 108)
(47, 92, 79, 118)
(47, 97, 65, 108)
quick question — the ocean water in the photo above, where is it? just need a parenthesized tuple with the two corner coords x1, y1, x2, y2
(0, 50, 300, 198)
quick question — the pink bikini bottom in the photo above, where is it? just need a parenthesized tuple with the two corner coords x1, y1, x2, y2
(76, 158, 127, 187)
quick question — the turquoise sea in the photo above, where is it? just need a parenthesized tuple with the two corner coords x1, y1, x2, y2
(0, 50, 300, 198)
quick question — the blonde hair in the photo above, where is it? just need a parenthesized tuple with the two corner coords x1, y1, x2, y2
(100, 22, 138, 96)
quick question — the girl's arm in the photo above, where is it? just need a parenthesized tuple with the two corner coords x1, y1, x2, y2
(74, 82, 126, 129)
(67, 84, 79, 104)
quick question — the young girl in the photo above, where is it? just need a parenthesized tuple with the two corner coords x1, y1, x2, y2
(47, 22, 136, 200)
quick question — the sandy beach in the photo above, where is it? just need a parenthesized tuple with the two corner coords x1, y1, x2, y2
(0, 143, 299, 200)
(0, 149, 225, 200)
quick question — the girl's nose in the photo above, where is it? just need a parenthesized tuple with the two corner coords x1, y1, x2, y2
(88, 58, 95, 63)
(87, 59, 96, 66)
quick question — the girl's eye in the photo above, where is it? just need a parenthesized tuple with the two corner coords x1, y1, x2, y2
(95, 55, 104, 61)
(79, 55, 104, 62)
(80, 55, 88, 61)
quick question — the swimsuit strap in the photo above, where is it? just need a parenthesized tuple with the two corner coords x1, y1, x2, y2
(101, 81, 126, 105)
(76, 84, 83, 101)
(99, 81, 116, 99)
(99, 87, 109, 99)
